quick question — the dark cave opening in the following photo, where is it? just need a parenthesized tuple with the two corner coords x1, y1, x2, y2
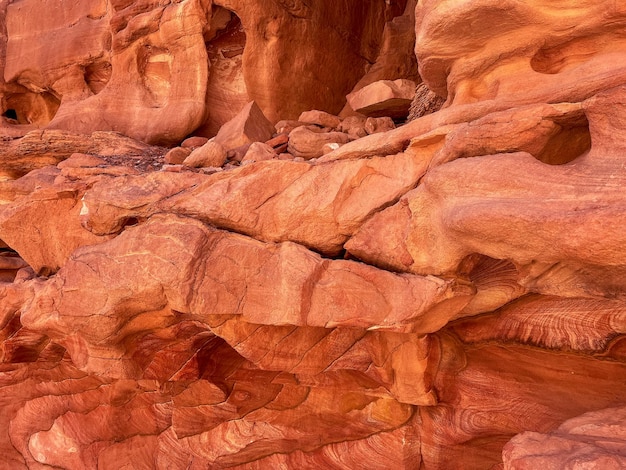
(2, 108, 18, 121)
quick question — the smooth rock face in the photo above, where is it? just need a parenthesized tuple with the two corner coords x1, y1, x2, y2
(2, 1, 626, 469)
(183, 141, 227, 168)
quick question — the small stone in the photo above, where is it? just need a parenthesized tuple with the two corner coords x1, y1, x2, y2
(265, 133, 289, 149)
(298, 110, 342, 129)
(287, 126, 350, 159)
(275, 120, 305, 134)
(241, 142, 276, 164)
(199, 166, 223, 174)
(322, 142, 342, 154)
(183, 141, 227, 168)
(164, 147, 192, 165)
(227, 143, 251, 163)
(365, 117, 396, 135)
(338, 115, 367, 133)
(181, 136, 209, 149)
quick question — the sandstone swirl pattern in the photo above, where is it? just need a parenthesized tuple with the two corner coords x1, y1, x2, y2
(1, 0, 626, 469)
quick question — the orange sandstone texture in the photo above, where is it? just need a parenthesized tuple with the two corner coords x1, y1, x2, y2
(0, 0, 410, 144)
(1, 0, 626, 469)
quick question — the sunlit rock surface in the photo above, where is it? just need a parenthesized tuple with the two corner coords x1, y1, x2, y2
(2, 0, 626, 468)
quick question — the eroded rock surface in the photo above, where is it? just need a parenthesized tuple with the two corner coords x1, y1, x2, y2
(2, 0, 626, 469)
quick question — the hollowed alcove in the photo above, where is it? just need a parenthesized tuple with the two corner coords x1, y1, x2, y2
(194, 6, 249, 137)
(1, 89, 60, 126)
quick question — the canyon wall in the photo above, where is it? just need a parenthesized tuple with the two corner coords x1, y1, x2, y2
(1, 0, 626, 468)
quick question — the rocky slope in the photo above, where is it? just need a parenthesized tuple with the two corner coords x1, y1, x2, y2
(1, 0, 626, 469)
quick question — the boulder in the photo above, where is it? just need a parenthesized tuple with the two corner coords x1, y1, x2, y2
(275, 120, 305, 134)
(181, 136, 209, 149)
(365, 116, 396, 134)
(183, 141, 227, 168)
(338, 115, 368, 139)
(287, 126, 350, 159)
(214, 101, 275, 151)
(241, 142, 276, 164)
(164, 147, 191, 165)
(265, 133, 289, 153)
(298, 110, 342, 129)
(346, 79, 416, 118)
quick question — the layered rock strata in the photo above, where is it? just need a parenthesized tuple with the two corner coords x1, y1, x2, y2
(1, 0, 626, 469)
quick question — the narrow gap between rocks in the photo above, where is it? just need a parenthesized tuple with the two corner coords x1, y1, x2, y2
(0, 240, 33, 283)
(194, 6, 248, 138)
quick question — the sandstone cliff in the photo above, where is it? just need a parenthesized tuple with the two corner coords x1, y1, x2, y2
(1, 0, 626, 469)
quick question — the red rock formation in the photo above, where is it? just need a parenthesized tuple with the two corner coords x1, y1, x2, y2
(2, 0, 626, 469)
(502, 406, 626, 469)
(0, 0, 412, 143)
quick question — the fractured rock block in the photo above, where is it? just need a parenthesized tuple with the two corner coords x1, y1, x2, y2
(298, 110, 342, 129)
(82, 149, 429, 256)
(347, 79, 416, 119)
(214, 101, 275, 151)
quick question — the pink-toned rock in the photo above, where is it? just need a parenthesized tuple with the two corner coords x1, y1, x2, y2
(214, 101, 275, 151)
(265, 133, 289, 153)
(345, 89, 621, 301)
(365, 116, 396, 134)
(338, 115, 368, 140)
(0, 167, 108, 274)
(181, 136, 209, 149)
(183, 141, 227, 168)
(503, 406, 626, 469)
(275, 120, 305, 134)
(226, 143, 250, 163)
(415, 0, 626, 106)
(287, 126, 350, 159)
(4, 1, 626, 469)
(0, 252, 28, 282)
(347, 79, 416, 118)
(241, 142, 276, 164)
(322, 142, 344, 155)
(164, 147, 191, 165)
(18, 213, 472, 375)
(194, 8, 248, 137)
(298, 110, 342, 129)
(265, 133, 289, 148)
(82, 150, 429, 256)
(11, 0, 209, 145)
